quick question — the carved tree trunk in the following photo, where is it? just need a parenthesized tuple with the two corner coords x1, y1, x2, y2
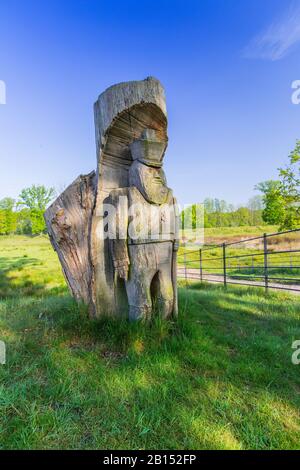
(44, 77, 178, 319)
(44, 172, 96, 316)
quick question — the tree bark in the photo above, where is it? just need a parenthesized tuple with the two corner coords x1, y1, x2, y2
(44, 171, 96, 316)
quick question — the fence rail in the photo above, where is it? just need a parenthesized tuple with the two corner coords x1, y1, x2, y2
(177, 228, 300, 293)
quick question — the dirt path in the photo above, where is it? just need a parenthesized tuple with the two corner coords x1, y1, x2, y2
(177, 267, 300, 294)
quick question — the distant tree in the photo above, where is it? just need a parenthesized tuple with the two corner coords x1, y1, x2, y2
(182, 198, 262, 229)
(17, 185, 55, 234)
(280, 140, 300, 194)
(181, 204, 204, 231)
(247, 195, 263, 212)
(0, 210, 6, 234)
(219, 200, 229, 213)
(255, 180, 285, 226)
(0, 198, 17, 234)
(0, 197, 15, 210)
(29, 209, 47, 234)
(234, 207, 251, 226)
(214, 198, 221, 213)
(203, 198, 215, 213)
(247, 195, 264, 225)
(16, 208, 33, 235)
(0, 210, 17, 234)
(278, 140, 300, 228)
(255, 180, 280, 195)
(17, 185, 55, 211)
(256, 141, 300, 229)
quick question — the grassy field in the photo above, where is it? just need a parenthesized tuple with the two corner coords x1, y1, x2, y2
(181, 225, 279, 246)
(1, 235, 300, 449)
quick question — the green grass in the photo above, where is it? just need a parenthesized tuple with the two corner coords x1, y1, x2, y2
(203, 225, 279, 237)
(1, 235, 300, 449)
(181, 225, 279, 245)
(0, 235, 65, 298)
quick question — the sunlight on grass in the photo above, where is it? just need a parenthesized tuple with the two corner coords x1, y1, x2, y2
(0, 235, 300, 449)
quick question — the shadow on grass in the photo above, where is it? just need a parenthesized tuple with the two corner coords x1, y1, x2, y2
(1, 283, 300, 449)
(0, 256, 66, 299)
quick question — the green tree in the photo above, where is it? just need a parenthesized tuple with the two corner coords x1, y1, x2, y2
(18, 185, 55, 211)
(0, 198, 17, 234)
(247, 196, 263, 225)
(29, 209, 47, 234)
(234, 207, 251, 226)
(0, 210, 17, 234)
(182, 200, 262, 229)
(0, 197, 15, 210)
(256, 141, 300, 229)
(255, 180, 285, 226)
(17, 185, 55, 234)
(0, 210, 6, 234)
(278, 140, 300, 229)
(16, 208, 33, 235)
(203, 198, 215, 213)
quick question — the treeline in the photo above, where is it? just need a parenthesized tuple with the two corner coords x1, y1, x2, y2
(2, 186, 264, 235)
(183, 139, 300, 231)
(204, 196, 263, 227)
(0, 186, 55, 235)
(2, 137, 299, 236)
(182, 196, 264, 229)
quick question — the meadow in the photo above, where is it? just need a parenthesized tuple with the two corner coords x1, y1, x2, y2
(0, 234, 300, 449)
(180, 225, 279, 246)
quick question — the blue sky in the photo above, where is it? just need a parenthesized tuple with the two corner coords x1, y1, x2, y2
(0, 0, 300, 206)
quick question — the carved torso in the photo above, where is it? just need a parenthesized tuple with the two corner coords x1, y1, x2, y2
(127, 186, 177, 244)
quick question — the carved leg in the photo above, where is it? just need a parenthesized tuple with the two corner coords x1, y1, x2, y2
(150, 242, 174, 319)
(125, 272, 153, 321)
(125, 244, 157, 321)
(156, 264, 174, 319)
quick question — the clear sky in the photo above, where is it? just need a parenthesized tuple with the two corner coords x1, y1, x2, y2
(0, 0, 300, 207)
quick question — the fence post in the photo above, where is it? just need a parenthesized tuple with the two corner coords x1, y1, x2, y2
(199, 248, 203, 283)
(223, 243, 227, 288)
(263, 233, 268, 293)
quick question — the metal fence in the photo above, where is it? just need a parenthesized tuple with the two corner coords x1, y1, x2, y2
(177, 228, 300, 293)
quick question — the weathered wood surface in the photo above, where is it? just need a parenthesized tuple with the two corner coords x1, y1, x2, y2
(45, 77, 178, 320)
(91, 77, 170, 316)
(44, 172, 96, 315)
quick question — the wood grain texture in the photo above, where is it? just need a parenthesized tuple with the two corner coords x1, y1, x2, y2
(44, 77, 178, 320)
(91, 77, 169, 316)
(44, 171, 96, 316)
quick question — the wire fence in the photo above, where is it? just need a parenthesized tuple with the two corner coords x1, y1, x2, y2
(177, 228, 300, 293)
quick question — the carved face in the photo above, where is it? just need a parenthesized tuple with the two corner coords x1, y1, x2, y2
(129, 160, 170, 205)
(129, 129, 167, 168)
